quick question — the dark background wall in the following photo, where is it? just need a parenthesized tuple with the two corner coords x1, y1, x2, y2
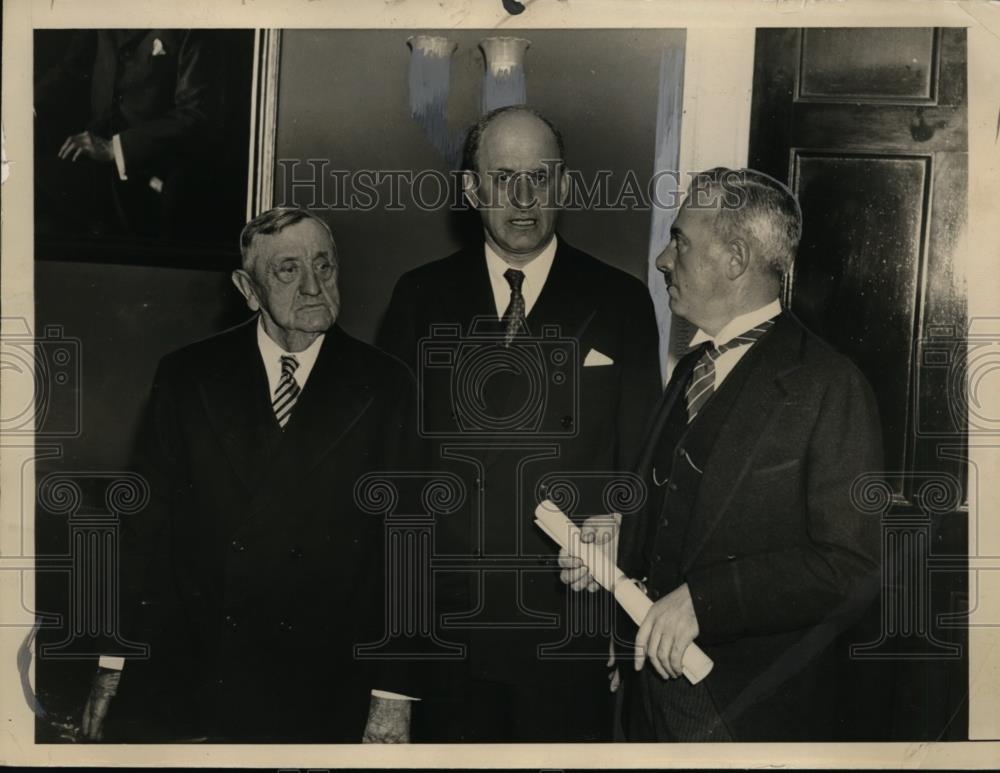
(34, 262, 247, 471)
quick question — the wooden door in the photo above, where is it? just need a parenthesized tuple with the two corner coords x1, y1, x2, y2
(749, 27, 968, 740)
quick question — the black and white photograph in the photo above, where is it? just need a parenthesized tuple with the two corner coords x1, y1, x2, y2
(1, 0, 998, 768)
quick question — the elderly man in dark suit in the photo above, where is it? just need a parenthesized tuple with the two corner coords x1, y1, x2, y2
(562, 168, 883, 741)
(81, 208, 417, 743)
(377, 106, 662, 741)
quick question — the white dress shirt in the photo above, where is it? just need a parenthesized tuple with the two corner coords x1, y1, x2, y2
(256, 317, 324, 395)
(484, 236, 558, 319)
(112, 134, 163, 192)
(111, 134, 128, 180)
(688, 298, 782, 391)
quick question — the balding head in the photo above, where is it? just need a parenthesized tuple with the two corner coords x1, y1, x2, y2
(460, 106, 569, 266)
(462, 105, 565, 174)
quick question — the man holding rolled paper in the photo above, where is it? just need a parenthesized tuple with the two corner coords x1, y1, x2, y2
(560, 168, 883, 741)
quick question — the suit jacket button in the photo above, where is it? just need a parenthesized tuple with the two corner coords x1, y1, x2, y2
(231, 539, 245, 553)
(224, 614, 238, 629)
(560, 415, 574, 429)
(289, 547, 303, 558)
(278, 621, 293, 632)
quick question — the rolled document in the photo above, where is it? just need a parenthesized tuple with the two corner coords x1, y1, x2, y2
(535, 499, 714, 685)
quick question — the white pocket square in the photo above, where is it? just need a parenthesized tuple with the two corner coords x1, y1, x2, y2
(583, 348, 614, 367)
(152, 38, 166, 56)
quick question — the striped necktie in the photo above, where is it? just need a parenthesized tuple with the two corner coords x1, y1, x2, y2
(273, 354, 300, 429)
(685, 318, 776, 423)
(501, 268, 527, 346)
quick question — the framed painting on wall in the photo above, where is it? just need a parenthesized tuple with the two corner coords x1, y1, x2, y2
(32, 28, 278, 269)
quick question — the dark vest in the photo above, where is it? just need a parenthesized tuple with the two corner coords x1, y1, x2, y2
(641, 336, 774, 600)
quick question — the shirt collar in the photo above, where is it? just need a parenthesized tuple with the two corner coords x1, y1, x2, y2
(689, 298, 783, 349)
(484, 234, 558, 287)
(256, 316, 325, 389)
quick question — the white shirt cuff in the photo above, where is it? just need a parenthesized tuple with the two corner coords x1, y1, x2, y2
(111, 134, 127, 180)
(371, 689, 419, 701)
(98, 655, 125, 670)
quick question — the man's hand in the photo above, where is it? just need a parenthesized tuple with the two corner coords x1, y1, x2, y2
(362, 695, 411, 743)
(634, 582, 699, 680)
(80, 667, 121, 741)
(557, 513, 621, 592)
(58, 131, 114, 163)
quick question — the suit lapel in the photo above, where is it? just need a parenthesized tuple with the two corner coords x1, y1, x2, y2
(246, 326, 375, 518)
(198, 319, 279, 493)
(618, 350, 698, 573)
(680, 315, 804, 571)
(200, 321, 376, 522)
(450, 245, 499, 333)
(635, 349, 701, 481)
(480, 240, 599, 472)
(523, 240, 598, 341)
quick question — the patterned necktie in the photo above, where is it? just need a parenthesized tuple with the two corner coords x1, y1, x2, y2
(501, 268, 527, 346)
(685, 318, 776, 423)
(273, 354, 300, 429)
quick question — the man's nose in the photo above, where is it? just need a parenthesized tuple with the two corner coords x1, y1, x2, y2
(512, 174, 534, 209)
(299, 266, 321, 295)
(655, 244, 673, 273)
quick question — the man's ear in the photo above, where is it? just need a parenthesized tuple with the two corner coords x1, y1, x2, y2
(231, 269, 261, 312)
(726, 238, 751, 280)
(556, 168, 570, 207)
(462, 171, 481, 210)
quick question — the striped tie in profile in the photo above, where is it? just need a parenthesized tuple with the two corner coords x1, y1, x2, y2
(273, 354, 300, 429)
(685, 319, 776, 423)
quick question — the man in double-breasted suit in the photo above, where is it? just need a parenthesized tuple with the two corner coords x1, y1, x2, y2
(563, 168, 883, 741)
(81, 208, 418, 743)
(377, 106, 662, 741)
